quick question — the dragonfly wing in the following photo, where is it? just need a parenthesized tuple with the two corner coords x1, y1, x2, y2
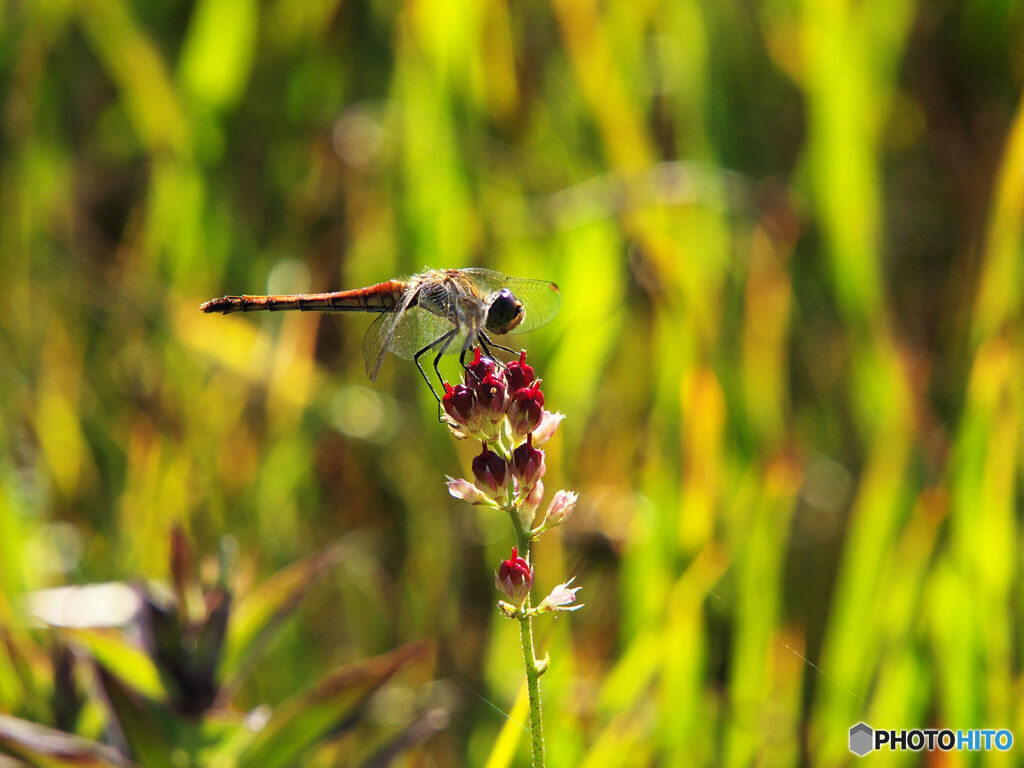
(458, 267, 510, 294)
(460, 268, 561, 334)
(362, 309, 401, 381)
(363, 281, 470, 379)
(382, 305, 467, 360)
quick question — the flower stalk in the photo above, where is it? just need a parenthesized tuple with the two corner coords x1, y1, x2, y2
(444, 348, 580, 768)
(511, 514, 546, 765)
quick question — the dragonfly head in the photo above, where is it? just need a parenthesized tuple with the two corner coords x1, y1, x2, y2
(485, 288, 524, 335)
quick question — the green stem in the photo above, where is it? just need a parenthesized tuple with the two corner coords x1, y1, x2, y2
(514, 526, 545, 767)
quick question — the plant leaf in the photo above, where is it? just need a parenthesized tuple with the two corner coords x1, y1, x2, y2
(220, 542, 346, 687)
(93, 663, 175, 768)
(0, 712, 137, 767)
(358, 707, 449, 768)
(62, 629, 165, 701)
(235, 641, 429, 768)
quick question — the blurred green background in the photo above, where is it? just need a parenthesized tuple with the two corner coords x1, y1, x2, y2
(2, 0, 1024, 765)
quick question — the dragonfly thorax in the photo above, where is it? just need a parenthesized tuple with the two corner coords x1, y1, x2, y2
(485, 288, 525, 335)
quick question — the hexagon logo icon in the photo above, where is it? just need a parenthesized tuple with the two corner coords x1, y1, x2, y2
(849, 722, 874, 756)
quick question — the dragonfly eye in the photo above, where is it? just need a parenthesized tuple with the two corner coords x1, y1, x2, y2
(486, 289, 524, 334)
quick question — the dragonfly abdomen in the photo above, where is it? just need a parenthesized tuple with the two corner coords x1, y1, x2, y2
(200, 280, 408, 314)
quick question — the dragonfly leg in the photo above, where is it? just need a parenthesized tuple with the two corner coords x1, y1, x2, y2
(458, 346, 478, 384)
(460, 342, 481, 384)
(432, 331, 457, 387)
(478, 332, 515, 356)
(414, 329, 457, 404)
(477, 333, 516, 371)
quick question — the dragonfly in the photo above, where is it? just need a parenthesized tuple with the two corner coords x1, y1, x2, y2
(200, 268, 560, 399)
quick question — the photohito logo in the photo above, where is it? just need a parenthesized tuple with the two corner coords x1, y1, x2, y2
(849, 723, 873, 756)
(848, 723, 1013, 756)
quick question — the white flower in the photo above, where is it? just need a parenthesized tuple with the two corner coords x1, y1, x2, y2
(445, 476, 491, 505)
(541, 490, 577, 529)
(536, 577, 583, 613)
(532, 411, 565, 446)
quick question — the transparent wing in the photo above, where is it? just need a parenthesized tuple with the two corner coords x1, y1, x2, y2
(460, 268, 561, 334)
(362, 304, 467, 381)
(383, 305, 466, 360)
(362, 309, 402, 381)
(362, 279, 420, 381)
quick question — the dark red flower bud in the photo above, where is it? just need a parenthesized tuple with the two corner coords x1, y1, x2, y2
(495, 546, 534, 602)
(465, 347, 500, 387)
(476, 373, 508, 422)
(472, 444, 508, 495)
(443, 382, 477, 428)
(508, 380, 545, 439)
(505, 349, 536, 392)
(512, 433, 546, 489)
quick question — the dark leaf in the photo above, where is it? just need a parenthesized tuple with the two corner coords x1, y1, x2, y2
(50, 644, 81, 734)
(169, 526, 193, 613)
(187, 587, 230, 713)
(93, 664, 175, 768)
(136, 585, 229, 716)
